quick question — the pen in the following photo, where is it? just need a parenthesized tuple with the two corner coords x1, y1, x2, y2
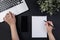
(44, 21, 55, 30)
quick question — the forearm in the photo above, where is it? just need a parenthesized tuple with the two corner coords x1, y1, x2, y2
(48, 32, 55, 40)
(10, 24, 19, 40)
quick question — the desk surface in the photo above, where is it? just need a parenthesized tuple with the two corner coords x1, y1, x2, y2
(0, 0, 60, 40)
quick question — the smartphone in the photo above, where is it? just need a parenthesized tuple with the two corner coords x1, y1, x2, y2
(21, 16, 28, 32)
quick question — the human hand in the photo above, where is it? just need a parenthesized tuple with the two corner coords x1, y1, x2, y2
(45, 21, 54, 33)
(3, 12, 20, 40)
(4, 11, 16, 27)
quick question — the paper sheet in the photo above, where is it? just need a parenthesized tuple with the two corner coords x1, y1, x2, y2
(32, 16, 47, 38)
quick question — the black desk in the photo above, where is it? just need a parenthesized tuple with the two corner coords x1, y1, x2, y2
(0, 0, 60, 40)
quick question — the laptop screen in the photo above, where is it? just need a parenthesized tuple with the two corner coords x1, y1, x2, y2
(0, 0, 23, 12)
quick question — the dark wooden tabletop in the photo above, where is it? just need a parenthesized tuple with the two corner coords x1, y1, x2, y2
(0, 0, 60, 40)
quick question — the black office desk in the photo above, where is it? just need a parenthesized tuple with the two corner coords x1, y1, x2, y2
(0, 0, 60, 40)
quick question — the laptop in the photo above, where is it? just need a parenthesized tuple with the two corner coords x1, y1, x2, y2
(0, 0, 29, 22)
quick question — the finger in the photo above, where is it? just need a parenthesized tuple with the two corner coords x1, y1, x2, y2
(45, 22, 54, 29)
(5, 13, 9, 17)
(7, 12, 13, 18)
(12, 13, 15, 18)
(3, 17, 7, 22)
(9, 11, 15, 18)
(9, 11, 12, 14)
(45, 22, 49, 27)
(4, 13, 9, 19)
(6, 13, 11, 18)
(9, 11, 14, 18)
(8, 12, 11, 16)
(47, 21, 54, 26)
(46, 21, 54, 29)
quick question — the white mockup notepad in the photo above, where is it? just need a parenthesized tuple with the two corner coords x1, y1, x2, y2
(32, 16, 47, 38)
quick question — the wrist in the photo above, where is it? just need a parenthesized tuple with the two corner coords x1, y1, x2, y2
(47, 30, 52, 33)
(9, 22, 16, 26)
(48, 31, 53, 34)
(9, 24, 16, 28)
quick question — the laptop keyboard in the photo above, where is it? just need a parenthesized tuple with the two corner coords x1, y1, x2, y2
(0, 0, 23, 12)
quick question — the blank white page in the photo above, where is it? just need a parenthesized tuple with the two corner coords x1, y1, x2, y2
(32, 16, 47, 38)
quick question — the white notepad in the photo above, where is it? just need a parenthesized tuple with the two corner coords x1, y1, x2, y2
(32, 16, 47, 38)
